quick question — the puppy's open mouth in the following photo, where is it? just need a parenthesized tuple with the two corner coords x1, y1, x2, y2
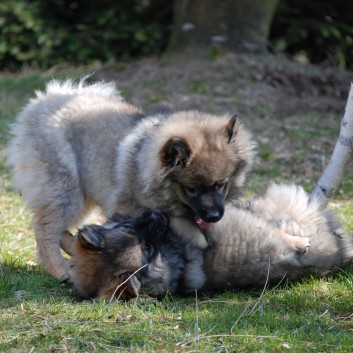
(194, 217, 213, 230)
(187, 206, 222, 230)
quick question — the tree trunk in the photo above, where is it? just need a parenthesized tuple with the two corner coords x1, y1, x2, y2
(168, 0, 279, 53)
(309, 82, 353, 209)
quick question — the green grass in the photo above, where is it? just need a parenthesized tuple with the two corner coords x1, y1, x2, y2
(1, 64, 353, 352)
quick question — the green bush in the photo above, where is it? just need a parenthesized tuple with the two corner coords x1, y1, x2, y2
(0, 0, 172, 70)
(0, 2, 50, 70)
(2, 0, 353, 70)
(270, 0, 353, 69)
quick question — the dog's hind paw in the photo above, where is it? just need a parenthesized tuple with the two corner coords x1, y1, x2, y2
(294, 236, 311, 255)
(277, 230, 310, 255)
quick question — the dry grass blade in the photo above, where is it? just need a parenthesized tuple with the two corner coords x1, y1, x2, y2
(109, 264, 147, 303)
(194, 289, 200, 345)
(249, 257, 271, 315)
(177, 334, 280, 348)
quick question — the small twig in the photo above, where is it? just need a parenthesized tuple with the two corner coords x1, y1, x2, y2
(249, 258, 271, 315)
(230, 304, 251, 334)
(195, 289, 200, 345)
(133, 300, 148, 319)
(332, 267, 353, 280)
(318, 309, 329, 319)
(231, 258, 271, 333)
(116, 286, 128, 301)
(268, 272, 288, 293)
(198, 299, 244, 305)
(109, 264, 147, 303)
(328, 312, 353, 331)
(97, 341, 130, 351)
(177, 334, 280, 347)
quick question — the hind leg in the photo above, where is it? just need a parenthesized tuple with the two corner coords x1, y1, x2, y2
(32, 190, 89, 282)
(34, 221, 71, 281)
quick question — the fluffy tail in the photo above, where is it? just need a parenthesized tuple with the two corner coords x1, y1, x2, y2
(309, 82, 353, 209)
(35, 75, 121, 100)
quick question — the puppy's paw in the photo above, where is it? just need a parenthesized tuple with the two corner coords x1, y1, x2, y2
(277, 230, 310, 255)
(280, 219, 304, 238)
(293, 236, 310, 255)
(189, 232, 208, 249)
(57, 266, 72, 283)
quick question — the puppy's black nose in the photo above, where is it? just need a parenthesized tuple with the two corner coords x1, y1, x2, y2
(203, 210, 223, 223)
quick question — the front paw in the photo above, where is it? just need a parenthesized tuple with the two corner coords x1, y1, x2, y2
(280, 219, 304, 238)
(190, 233, 208, 249)
(170, 217, 208, 249)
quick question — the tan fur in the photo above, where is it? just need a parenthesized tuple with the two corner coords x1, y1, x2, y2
(62, 211, 183, 300)
(6, 78, 255, 281)
(62, 227, 145, 300)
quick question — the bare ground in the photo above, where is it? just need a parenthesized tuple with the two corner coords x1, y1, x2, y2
(94, 52, 353, 195)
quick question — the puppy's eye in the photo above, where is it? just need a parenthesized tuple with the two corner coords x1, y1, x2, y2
(144, 244, 154, 260)
(215, 182, 226, 192)
(183, 186, 199, 196)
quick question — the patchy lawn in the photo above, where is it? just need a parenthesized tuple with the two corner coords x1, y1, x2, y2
(1, 53, 353, 352)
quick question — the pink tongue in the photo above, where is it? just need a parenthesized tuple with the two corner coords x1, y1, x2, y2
(195, 218, 212, 230)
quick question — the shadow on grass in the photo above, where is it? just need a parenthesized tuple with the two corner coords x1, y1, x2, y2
(0, 262, 79, 307)
(1, 261, 353, 352)
(2, 259, 353, 304)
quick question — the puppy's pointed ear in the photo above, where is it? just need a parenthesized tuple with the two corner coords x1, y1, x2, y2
(160, 137, 191, 169)
(225, 114, 239, 143)
(78, 225, 106, 250)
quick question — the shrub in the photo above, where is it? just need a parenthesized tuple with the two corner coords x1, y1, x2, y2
(0, 0, 172, 70)
(270, 0, 353, 69)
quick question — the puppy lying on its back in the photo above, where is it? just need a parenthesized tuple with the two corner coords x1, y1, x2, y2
(62, 184, 353, 299)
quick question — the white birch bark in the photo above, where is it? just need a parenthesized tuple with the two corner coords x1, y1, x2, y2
(309, 82, 353, 209)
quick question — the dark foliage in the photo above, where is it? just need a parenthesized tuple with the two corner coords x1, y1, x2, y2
(0, 0, 172, 70)
(270, 0, 353, 69)
(1, 0, 352, 70)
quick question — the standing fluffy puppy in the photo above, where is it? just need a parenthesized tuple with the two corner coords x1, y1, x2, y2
(7, 78, 255, 281)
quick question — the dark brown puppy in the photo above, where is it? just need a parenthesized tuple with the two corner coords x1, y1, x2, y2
(61, 211, 173, 300)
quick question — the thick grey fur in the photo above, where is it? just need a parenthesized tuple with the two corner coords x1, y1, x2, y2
(140, 183, 353, 295)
